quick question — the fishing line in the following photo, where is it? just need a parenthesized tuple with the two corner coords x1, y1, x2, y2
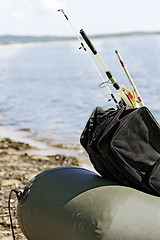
(58, 9, 120, 108)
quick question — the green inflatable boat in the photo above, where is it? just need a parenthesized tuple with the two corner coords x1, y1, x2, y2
(17, 166, 160, 240)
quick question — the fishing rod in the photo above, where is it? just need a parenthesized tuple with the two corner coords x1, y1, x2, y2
(80, 29, 133, 108)
(58, 9, 120, 108)
(121, 85, 137, 108)
(115, 49, 144, 106)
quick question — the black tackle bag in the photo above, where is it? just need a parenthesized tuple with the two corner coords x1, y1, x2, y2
(80, 106, 160, 196)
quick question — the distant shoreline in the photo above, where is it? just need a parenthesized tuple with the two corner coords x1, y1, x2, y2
(1, 31, 160, 45)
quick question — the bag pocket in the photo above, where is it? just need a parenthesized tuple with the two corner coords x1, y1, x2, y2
(112, 107, 160, 175)
(149, 158, 160, 195)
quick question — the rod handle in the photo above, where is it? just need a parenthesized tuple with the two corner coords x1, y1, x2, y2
(80, 29, 97, 55)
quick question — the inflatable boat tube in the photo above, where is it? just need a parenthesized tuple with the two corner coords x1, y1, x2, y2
(17, 166, 160, 240)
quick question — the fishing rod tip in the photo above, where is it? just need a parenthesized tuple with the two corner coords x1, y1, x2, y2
(115, 49, 118, 53)
(58, 9, 68, 20)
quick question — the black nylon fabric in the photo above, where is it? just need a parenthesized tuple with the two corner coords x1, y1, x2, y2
(80, 106, 160, 196)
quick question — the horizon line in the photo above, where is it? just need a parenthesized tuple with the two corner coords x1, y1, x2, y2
(1, 30, 160, 44)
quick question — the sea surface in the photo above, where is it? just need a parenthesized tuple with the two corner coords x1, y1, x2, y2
(1, 35, 160, 149)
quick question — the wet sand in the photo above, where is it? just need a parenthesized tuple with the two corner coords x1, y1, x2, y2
(0, 137, 92, 239)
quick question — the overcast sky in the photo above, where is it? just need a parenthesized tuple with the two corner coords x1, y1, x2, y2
(1, 0, 160, 36)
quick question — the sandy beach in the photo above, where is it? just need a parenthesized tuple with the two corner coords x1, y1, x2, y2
(0, 135, 93, 240)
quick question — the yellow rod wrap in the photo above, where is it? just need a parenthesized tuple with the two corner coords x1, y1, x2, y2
(126, 89, 137, 108)
(117, 88, 133, 107)
(122, 85, 139, 108)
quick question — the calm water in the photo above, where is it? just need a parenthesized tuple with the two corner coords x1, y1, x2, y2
(1, 35, 160, 146)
